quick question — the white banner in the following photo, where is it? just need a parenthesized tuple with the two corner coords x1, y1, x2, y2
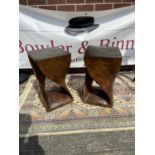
(19, 5, 135, 68)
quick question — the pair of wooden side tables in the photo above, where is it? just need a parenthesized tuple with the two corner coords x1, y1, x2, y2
(28, 46, 122, 112)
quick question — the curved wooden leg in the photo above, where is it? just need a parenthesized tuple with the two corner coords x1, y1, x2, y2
(83, 69, 111, 107)
(28, 56, 50, 111)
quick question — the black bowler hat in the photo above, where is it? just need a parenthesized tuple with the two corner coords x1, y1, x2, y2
(65, 16, 99, 36)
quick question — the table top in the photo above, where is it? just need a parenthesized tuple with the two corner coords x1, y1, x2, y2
(28, 47, 69, 61)
(85, 46, 122, 58)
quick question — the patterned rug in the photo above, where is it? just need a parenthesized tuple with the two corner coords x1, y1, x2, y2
(19, 72, 135, 136)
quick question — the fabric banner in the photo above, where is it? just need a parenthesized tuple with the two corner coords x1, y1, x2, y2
(19, 5, 135, 68)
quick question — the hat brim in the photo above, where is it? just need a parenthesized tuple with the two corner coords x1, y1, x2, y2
(65, 24, 99, 36)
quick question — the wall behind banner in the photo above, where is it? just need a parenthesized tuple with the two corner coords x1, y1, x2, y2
(19, 0, 135, 11)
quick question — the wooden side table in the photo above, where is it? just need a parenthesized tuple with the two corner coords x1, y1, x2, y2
(28, 48, 73, 112)
(83, 46, 122, 107)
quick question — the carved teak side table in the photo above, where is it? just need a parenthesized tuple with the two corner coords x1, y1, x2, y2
(28, 48, 73, 112)
(83, 46, 122, 107)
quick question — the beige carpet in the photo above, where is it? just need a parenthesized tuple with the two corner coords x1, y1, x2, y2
(19, 72, 134, 136)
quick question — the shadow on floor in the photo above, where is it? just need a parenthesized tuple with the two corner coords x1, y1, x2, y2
(19, 113, 45, 155)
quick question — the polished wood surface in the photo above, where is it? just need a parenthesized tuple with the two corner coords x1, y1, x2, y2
(83, 46, 122, 107)
(28, 48, 73, 112)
